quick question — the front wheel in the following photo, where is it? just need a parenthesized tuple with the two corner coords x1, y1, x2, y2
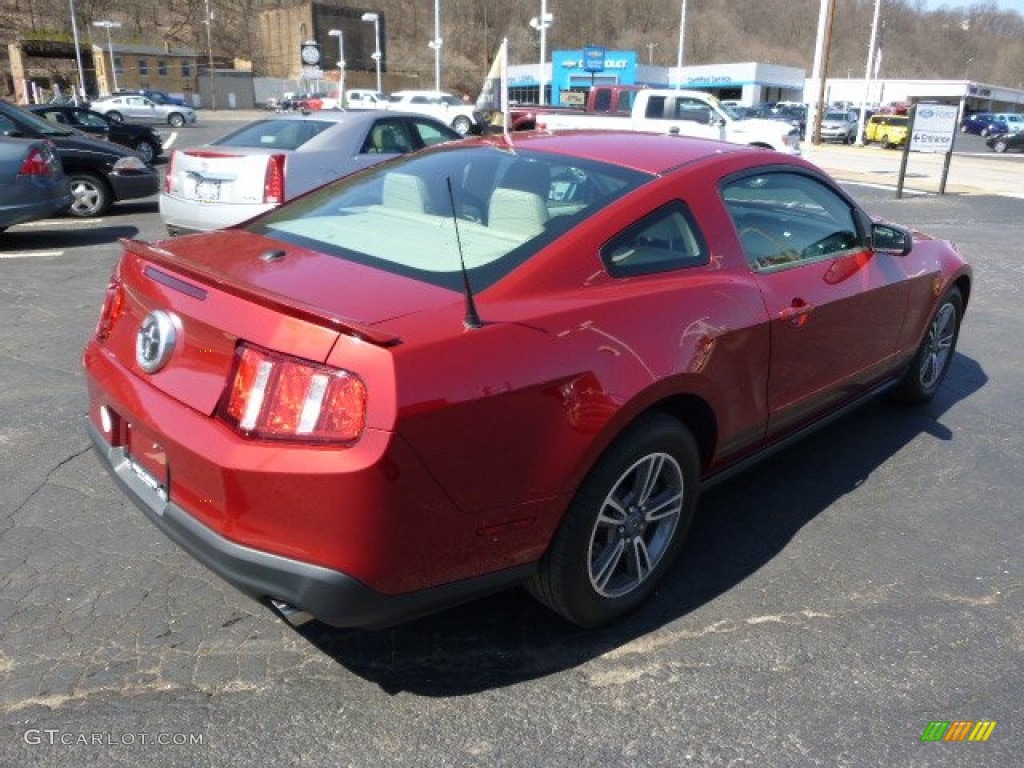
(167, 113, 186, 128)
(891, 287, 963, 403)
(992, 140, 1008, 153)
(106, 111, 123, 124)
(527, 413, 700, 628)
(68, 173, 112, 217)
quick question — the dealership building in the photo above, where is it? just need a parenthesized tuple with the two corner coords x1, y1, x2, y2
(509, 50, 1024, 114)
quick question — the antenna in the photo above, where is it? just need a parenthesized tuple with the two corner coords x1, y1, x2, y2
(445, 176, 482, 329)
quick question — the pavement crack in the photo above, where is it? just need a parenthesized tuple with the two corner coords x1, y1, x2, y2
(9, 444, 93, 517)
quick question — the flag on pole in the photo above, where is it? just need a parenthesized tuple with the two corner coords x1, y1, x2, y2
(476, 38, 508, 134)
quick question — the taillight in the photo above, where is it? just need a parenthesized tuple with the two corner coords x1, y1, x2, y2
(95, 272, 125, 341)
(18, 147, 53, 177)
(263, 154, 285, 203)
(164, 150, 176, 193)
(220, 344, 366, 443)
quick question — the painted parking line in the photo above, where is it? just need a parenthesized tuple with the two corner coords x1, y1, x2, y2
(14, 218, 107, 228)
(0, 250, 65, 259)
(163, 131, 179, 150)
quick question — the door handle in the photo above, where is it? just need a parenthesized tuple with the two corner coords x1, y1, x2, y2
(779, 299, 814, 326)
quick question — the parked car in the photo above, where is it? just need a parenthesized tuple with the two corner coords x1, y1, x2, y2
(0, 99, 159, 217)
(85, 131, 971, 630)
(0, 136, 72, 231)
(753, 103, 807, 135)
(984, 113, 1024, 136)
(27, 104, 163, 164)
(160, 110, 462, 235)
(345, 89, 387, 110)
(818, 109, 858, 143)
(114, 89, 188, 107)
(384, 90, 484, 135)
(985, 130, 1024, 153)
(90, 94, 197, 128)
(959, 112, 995, 135)
(863, 114, 910, 149)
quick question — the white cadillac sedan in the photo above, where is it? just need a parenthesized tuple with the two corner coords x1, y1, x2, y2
(158, 110, 462, 236)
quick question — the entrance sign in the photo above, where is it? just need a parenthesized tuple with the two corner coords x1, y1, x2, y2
(910, 104, 958, 153)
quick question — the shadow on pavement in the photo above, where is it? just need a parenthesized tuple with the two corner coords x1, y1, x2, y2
(293, 352, 987, 696)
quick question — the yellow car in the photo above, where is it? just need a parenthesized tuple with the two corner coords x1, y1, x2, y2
(864, 114, 909, 149)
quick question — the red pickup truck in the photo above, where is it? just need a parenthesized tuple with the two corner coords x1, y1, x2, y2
(505, 85, 645, 131)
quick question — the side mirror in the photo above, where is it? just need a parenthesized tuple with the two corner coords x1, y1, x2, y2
(872, 222, 913, 256)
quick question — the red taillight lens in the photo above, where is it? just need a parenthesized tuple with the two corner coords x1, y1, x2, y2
(18, 147, 53, 177)
(95, 273, 125, 341)
(263, 154, 285, 204)
(221, 345, 366, 442)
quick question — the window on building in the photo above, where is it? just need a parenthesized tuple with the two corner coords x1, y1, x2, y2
(182, 61, 192, 78)
(139, 59, 149, 76)
(158, 60, 168, 76)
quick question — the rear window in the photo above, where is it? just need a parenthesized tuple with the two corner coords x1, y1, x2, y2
(213, 119, 335, 150)
(248, 145, 651, 291)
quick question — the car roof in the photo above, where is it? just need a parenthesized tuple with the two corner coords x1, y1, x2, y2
(459, 131, 778, 175)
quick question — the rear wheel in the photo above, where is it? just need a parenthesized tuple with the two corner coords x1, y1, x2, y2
(992, 139, 1009, 153)
(68, 173, 112, 217)
(527, 413, 700, 627)
(881, 133, 893, 149)
(891, 288, 963, 403)
(134, 139, 157, 164)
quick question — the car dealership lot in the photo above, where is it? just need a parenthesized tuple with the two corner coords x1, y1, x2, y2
(1, 127, 1020, 766)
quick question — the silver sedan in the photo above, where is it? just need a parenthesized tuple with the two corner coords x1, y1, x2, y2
(158, 110, 462, 236)
(0, 136, 71, 232)
(89, 94, 197, 128)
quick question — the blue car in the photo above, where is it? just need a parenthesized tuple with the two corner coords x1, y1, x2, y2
(961, 112, 1024, 137)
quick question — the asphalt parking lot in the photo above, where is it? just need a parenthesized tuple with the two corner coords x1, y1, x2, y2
(0, 126, 1021, 766)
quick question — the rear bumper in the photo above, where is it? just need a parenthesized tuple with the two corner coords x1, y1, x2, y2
(159, 192, 274, 234)
(87, 421, 533, 629)
(109, 169, 160, 202)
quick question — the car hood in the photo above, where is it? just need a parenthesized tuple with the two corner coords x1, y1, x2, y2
(133, 230, 461, 338)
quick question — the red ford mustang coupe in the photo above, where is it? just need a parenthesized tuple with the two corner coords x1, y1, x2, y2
(83, 132, 971, 629)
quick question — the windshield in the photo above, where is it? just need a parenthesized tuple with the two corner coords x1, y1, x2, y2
(213, 119, 336, 150)
(0, 104, 75, 137)
(248, 145, 651, 291)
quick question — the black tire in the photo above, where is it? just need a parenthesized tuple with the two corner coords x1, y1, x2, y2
(452, 115, 473, 136)
(881, 134, 892, 149)
(68, 173, 113, 218)
(527, 413, 700, 628)
(980, 127, 990, 137)
(167, 113, 185, 128)
(134, 139, 157, 164)
(891, 288, 963, 404)
(992, 140, 1008, 153)
(106, 111, 123, 124)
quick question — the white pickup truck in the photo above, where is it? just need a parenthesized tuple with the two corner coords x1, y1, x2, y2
(537, 89, 801, 155)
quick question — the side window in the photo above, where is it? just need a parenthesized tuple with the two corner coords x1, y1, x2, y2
(674, 98, 713, 124)
(644, 95, 667, 120)
(593, 89, 611, 112)
(601, 202, 709, 278)
(409, 119, 453, 147)
(722, 172, 862, 272)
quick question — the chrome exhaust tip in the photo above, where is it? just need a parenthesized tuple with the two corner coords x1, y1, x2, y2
(268, 598, 314, 627)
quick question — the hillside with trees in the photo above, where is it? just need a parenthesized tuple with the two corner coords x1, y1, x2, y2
(3, 0, 1022, 97)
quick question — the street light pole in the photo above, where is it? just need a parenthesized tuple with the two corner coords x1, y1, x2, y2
(93, 21, 122, 94)
(529, 0, 553, 105)
(328, 29, 346, 106)
(68, 0, 87, 102)
(204, 0, 217, 110)
(428, 0, 442, 91)
(361, 12, 381, 94)
(675, 0, 687, 89)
